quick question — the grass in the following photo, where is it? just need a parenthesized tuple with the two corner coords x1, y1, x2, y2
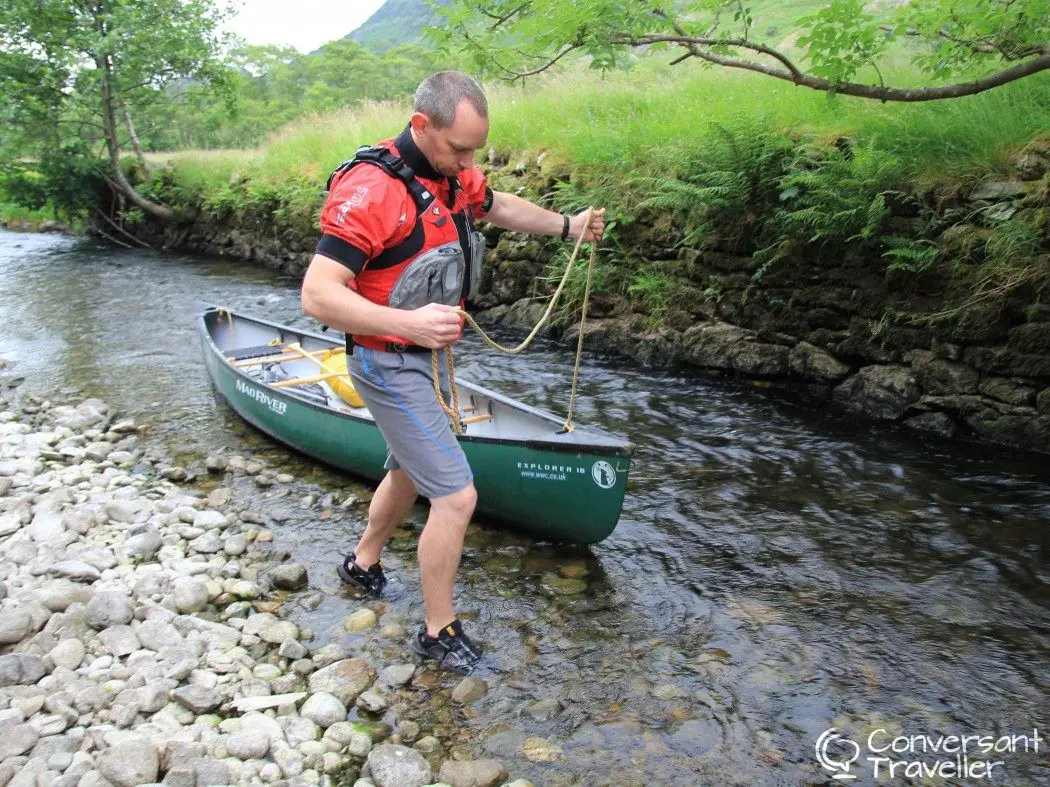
(164, 55, 1050, 203)
(0, 201, 56, 228)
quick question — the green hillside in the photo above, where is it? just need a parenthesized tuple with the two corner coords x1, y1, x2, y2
(345, 0, 830, 52)
(346, 0, 449, 51)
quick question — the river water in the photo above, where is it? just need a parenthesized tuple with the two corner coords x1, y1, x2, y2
(1, 230, 1047, 785)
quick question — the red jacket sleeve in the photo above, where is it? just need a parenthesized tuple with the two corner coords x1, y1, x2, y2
(458, 167, 492, 219)
(316, 166, 413, 274)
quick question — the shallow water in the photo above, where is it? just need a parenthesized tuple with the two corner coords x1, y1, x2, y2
(2, 230, 1048, 785)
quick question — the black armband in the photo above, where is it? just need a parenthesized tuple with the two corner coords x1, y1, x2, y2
(315, 234, 368, 274)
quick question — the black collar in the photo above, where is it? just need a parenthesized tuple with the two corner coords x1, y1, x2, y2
(395, 126, 442, 181)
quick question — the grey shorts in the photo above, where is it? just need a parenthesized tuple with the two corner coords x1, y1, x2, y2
(347, 346, 473, 500)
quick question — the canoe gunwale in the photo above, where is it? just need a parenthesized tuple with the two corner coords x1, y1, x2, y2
(199, 306, 634, 458)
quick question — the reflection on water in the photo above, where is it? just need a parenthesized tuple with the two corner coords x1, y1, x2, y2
(2, 230, 1048, 785)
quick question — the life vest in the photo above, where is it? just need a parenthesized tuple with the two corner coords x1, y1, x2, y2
(326, 145, 486, 353)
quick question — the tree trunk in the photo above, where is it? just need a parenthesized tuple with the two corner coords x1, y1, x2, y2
(123, 104, 152, 177)
(98, 55, 176, 223)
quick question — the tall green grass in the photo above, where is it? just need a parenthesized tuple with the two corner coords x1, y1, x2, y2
(166, 58, 1050, 203)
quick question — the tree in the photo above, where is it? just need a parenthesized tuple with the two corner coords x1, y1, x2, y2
(433, 0, 1050, 102)
(0, 0, 234, 222)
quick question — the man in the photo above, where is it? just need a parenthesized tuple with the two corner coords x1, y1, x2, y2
(301, 71, 605, 674)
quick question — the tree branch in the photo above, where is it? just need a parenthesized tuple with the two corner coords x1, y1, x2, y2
(481, 3, 528, 31)
(616, 34, 1050, 101)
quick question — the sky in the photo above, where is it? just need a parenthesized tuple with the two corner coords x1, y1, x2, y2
(225, 0, 387, 53)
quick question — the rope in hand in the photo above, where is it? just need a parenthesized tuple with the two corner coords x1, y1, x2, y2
(433, 207, 599, 435)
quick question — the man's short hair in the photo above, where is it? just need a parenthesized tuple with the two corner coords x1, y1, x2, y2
(413, 71, 488, 129)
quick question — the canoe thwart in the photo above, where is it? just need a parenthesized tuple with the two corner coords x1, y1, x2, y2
(272, 371, 348, 388)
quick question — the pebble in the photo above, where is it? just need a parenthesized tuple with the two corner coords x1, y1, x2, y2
(226, 730, 271, 759)
(300, 692, 346, 729)
(345, 608, 378, 632)
(451, 677, 488, 705)
(366, 744, 433, 787)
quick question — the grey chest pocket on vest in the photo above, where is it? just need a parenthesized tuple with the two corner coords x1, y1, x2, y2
(466, 229, 486, 302)
(387, 241, 466, 310)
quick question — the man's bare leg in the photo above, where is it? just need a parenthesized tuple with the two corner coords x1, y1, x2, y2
(418, 483, 477, 636)
(352, 468, 418, 568)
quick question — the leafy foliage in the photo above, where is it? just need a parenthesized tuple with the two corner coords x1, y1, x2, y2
(435, 0, 1050, 101)
(638, 117, 796, 250)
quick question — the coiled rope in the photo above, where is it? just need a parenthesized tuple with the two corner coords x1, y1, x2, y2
(433, 208, 598, 435)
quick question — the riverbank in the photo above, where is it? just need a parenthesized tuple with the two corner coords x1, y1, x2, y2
(0, 364, 523, 787)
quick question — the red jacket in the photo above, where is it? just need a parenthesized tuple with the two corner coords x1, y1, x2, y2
(316, 127, 491, 350)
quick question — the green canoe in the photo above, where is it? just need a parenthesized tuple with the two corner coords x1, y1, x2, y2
(198, 307, 632, 543)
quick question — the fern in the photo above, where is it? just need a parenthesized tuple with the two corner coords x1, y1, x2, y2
(882, 236, 940, 278)
(636, 115, 796, 251)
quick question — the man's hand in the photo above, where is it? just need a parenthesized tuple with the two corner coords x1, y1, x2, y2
(570, 208, 606, 244)
(401, 303, 464, 349)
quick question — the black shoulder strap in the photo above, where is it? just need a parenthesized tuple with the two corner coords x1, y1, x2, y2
(326, 145, 436, 211)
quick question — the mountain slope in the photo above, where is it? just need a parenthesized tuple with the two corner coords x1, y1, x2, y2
(346, 0, 449, 51)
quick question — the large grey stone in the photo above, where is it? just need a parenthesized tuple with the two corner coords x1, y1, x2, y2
(904, 350, 979, 395)
(96, 739, 159, 787)
(37, 579, 92, 611)
(188, 532, 222, 554)
(308, 659, 375, 705)
(0, 654, 46, 687)
(120, 530, 162, 560)
(300, 692, 345, 729)
(171, 685, 222, 713)
(0, 511, 23, 537)
(191, 510, 226, 530)
(0, 606, 33, 644)
(789, 341, 850, 383)
(85, 591, 134, 630)
(98, 625, 139, 657)
(832, 365, 920, 420)
(136, 618, 183, 650)
(28, 508, 65, 542)
(681, 322, 754, 369)
(366, 744, 432, 787)
(451, 677, 487, 705)
(438, 758, 509, 787)
(378, 664, 415, 688)
(51, 561, 101, 583)
(268, 563, 308, 591)
(172, 578, 210, 614)
(904, 412, 958, 438)
(225, 730, 270, 759)
(105, 500, 148, 524)
(49, 638, 86, 670)
(0, 723, 38, 759)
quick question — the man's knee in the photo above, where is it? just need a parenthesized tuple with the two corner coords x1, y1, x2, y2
(430, 483, 477, 525)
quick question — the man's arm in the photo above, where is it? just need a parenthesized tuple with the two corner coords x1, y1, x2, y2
(483, 191, 605, 243)
(301, 255, 462, 349)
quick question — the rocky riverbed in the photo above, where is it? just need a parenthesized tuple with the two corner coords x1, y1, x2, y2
(0, 363, 526, 787)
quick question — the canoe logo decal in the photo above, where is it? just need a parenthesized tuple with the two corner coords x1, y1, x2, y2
(591, 461, 616, 489)
(235, 378, 288, 415)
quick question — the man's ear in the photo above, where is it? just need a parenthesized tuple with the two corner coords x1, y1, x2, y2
(409, 112, 429, 136)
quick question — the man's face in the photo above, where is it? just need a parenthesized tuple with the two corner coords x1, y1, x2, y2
(412, 100, 489, 177)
